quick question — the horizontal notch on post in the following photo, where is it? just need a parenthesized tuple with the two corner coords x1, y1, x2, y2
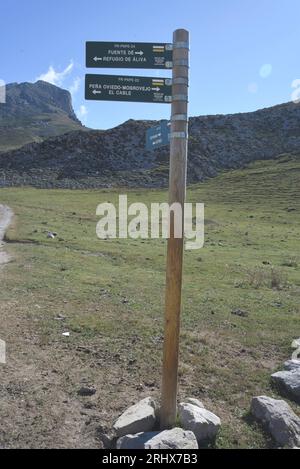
(171, 114, 188, 122)
(173, 41, 189, 50)
(170, 131, 188, 139)
(172, 59, 189, 67)
(172, 77, 189, 86)
(172, 94, 188, 102)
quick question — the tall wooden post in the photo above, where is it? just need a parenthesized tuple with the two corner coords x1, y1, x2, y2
(160, 29, 189, 429)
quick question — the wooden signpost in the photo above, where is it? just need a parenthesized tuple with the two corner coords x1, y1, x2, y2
(85, 29, 189, 430)
(160, 29, 189, 429)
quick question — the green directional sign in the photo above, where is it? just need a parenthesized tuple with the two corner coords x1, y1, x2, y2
(85, 74, 172, 104)
(86, 42, 173, 69)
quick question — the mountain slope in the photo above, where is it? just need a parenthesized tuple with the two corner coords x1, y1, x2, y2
(0, 81, 84, 152)
(0, 86, 299, 188)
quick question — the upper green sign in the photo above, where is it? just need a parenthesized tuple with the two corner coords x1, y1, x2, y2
(86, 42, 173, 69)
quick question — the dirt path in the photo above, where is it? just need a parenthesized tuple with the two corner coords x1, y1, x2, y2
(0, 204, 13, 265)
(0, 205, 112, 448)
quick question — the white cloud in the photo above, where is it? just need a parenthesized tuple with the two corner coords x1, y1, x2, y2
(291, 79, 300, 104)
(36, 61, 74, 87)
(69, 77, 81, 97)
(0, 79, 6, 103)
(259, 64, 272, 79)
(78, 105, 88, 121)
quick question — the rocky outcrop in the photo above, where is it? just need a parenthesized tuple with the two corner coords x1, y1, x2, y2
(0, 81, 83, 152)
(0, 99, 299, 188)
(1, 80, 79, 121)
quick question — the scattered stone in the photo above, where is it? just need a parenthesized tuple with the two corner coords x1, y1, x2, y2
(231, 309, 248, 318)
(83, 402, 96, 409)
(113, 397, 157, 438)
(251, 396, 300, 447)
(185, 398, 204, 409)
(271, 370, 300, 402)
(97, 428, 117, 449)
(77, 386, 96, 397)
(76, 346, 93, 354)
(47, 231, 57, 239)
(54, 313, 66, 321)
(271, 302, 283, 308)
(117, 428, 198, 449)
(291, 338, 300, 349)
(178, 402, 221, 442)
(284, 360, 300, 371)
(293, 349, 300, 360)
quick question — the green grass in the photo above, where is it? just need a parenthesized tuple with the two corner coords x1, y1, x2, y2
(0, 153, 299, 448)
(0, 113, 83, 153)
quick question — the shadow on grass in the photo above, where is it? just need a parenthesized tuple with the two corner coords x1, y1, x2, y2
(198, 438, 217, 449)
(242, 411, 276, 449)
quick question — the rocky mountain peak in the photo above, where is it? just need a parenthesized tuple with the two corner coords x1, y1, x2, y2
(0, 80, 84, 152)
(2, 80, 80, 122)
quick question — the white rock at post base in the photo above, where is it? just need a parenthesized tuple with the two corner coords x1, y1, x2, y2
(178, 402, 221, 442)
(117, 428, 198, 449)
(145, 428, 198, 449)
(251, 396, 300, 447)
(271, 369, 300, 403)
(117, 432, 157, 449)
(185, 398, 205, 409)
(113, 397, 157, 438)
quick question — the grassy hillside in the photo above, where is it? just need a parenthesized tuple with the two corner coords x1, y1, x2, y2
(0, 113, 84, 153)
(0, 154, 299, 448)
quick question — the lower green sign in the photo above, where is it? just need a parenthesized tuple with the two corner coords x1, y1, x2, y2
(85, 74, 172, 103)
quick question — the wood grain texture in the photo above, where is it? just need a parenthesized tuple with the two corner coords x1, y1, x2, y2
(160, 29, 189, 429)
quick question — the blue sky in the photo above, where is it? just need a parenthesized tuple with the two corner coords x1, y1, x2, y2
(1, 0, 299, 129)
